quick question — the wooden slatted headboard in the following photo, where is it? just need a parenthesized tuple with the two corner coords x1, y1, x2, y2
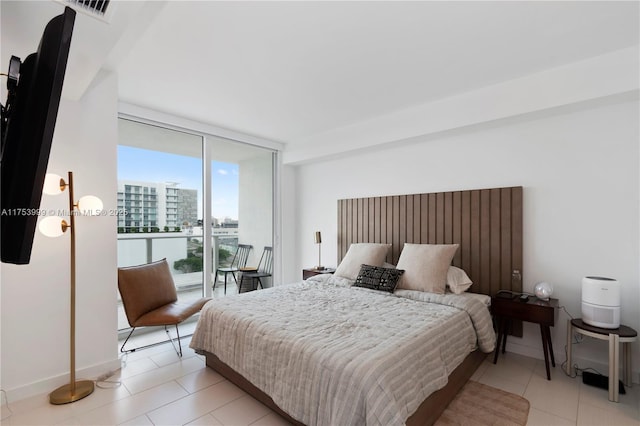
(337, 186, 523, 298)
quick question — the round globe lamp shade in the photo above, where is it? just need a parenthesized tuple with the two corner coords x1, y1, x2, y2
(77, 195, 103, 215)
(39, 216, 67, 237)
(534, 282, 553, 300)
(42, 173, 66, 195)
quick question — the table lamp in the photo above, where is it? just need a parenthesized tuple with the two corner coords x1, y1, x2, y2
(314, 231, 324, 270)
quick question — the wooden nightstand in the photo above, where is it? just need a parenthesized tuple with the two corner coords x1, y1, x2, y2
(303, 268, 336, 280)
(491, 293, 558, 380)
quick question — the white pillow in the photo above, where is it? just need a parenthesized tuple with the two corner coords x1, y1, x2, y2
(395, 243, 459, 294)
(334, 243, 391, 280)
(447, 266, 473, 294)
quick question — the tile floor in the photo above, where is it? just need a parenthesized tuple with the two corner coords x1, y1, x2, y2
(2, 326, 638, 425)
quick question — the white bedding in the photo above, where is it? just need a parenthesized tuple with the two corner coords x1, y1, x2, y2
(190, 274, 496, 426)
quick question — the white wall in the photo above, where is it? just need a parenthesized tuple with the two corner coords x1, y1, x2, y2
(288, 98, 640, 380)
(0, 71, 120, 400)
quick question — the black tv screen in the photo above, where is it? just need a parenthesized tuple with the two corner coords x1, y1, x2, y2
(1, 7, 76, 264)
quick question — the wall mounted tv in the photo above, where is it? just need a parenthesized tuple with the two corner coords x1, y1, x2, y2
(1, 6, 76, 264)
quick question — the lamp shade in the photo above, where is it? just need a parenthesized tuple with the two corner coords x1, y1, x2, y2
(315, 231, 322, 244)
(77, 195, 103, 215)
(39, 216, 67, 237)
(534, 282, 553, 300)
(43, 173, 66, 195)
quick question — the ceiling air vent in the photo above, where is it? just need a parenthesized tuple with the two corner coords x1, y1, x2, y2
(61, 0, 112, 21)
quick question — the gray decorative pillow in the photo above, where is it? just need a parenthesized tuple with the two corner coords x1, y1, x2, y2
(354, 264, 405, 293)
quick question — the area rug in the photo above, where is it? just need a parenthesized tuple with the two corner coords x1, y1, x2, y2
(435, 380, 530, 426)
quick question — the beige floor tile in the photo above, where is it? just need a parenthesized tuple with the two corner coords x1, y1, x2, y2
(491, 350, 537, 370)
(484, 352, 536, 385)
(185, 413, 224, 425)
(119, 343, 176, 364)
(68, 384, 132, 416)
(177, 368, 227, 394)
(526, 407, 576, 426)
(470, 359, 489, 381)
(249, 412, 294, 426)
(1, 392, 50, 420)
(150, 343, 198, 368)
(119, 357, 160, 379)
(524, 373, 580, 421)
(578, 380, 640, 422)
(1, 383, 131, 426)
(52, 416, 84, 425)
(123, 356, 205, 394)
(531, 359, 577, 384)
(577, 401, 640, 426)
(146, 380, 245, 425)
(0, 398, 75, 425)
(118, 414, 154, 425)
(210, 395, 272, 426)
(477, 372, 528, 396)
(73, 381, 189, 425)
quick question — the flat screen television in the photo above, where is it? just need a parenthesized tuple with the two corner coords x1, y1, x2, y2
(1, 6, 76, 264)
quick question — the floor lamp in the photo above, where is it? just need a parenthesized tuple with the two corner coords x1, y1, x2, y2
(40, 171, 103, 404)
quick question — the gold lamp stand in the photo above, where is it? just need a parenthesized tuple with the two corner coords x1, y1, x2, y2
(41, 172, 100, 404)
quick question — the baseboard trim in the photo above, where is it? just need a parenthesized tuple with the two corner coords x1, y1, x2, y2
(504, 341, 638, 385)
(5, 358, 122, 403)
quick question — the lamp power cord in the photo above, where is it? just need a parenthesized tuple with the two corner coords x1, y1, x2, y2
(94, 369, 122, 389)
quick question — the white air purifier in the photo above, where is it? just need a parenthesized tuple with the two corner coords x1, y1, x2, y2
(581, 276, 620, 329)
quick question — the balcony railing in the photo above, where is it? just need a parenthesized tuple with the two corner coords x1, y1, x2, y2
(117, 230, 239, 330)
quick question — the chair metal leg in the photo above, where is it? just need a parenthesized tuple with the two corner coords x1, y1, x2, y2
(165, 325, 182, 357)
(120, 327, 137, 354)
(176, 325, 182, 357)
(120, 325, 183, 357)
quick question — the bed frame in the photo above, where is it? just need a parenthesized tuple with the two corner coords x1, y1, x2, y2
(204, 349, 486, 426)
(203, 186, 523, 425)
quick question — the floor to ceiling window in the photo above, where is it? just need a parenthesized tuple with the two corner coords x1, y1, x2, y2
(117, 118, 275, 331)
(208, 136, 274, 294)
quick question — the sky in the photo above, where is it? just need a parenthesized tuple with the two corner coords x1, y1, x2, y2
(117, 146, 239, 220)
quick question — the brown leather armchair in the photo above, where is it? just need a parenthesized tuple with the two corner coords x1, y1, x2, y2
(118, 258, 210, 357)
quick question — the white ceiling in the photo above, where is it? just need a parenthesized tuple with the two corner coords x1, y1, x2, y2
(2, 1, 639, 148)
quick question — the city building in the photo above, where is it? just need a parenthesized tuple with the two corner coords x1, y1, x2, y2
(117, 180, 198, 231)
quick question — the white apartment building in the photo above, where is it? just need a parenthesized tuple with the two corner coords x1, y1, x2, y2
(117, 180, 198, 231)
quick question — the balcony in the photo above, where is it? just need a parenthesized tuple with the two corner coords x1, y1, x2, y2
(117, 229, 240, 330)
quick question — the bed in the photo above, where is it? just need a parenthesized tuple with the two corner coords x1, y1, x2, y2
(190, 186, 523, 425)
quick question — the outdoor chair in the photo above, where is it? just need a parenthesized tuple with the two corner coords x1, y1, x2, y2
(238, 246, 273, 293)
(214, 244, 252, 294)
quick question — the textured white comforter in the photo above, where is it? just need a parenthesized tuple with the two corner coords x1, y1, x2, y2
(190, 275, 496, 426)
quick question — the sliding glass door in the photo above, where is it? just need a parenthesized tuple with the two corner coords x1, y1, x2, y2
(117, 118, 275, 330)
(117, 119, 203, 330)
(207, 136, 274, 294)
